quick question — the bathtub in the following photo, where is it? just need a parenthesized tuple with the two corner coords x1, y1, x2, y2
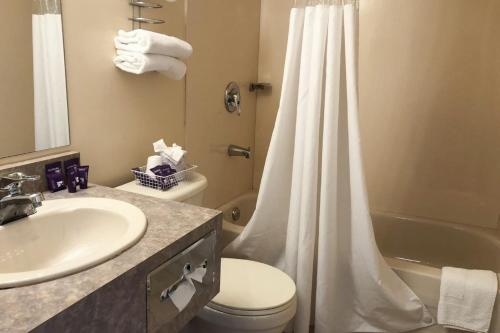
(218, 192, 500, 333)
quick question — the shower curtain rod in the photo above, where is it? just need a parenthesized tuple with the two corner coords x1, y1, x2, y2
(293, 0, 359, 7)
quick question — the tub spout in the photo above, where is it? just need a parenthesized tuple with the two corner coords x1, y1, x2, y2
(228, 145, 251, 159)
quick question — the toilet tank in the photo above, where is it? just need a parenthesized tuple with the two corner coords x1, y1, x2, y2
(115, 172, 208, 206)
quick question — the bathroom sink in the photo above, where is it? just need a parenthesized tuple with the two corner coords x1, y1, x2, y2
(0, 198, 147, 288)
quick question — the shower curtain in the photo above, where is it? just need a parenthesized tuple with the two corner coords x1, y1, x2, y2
(32, 0, 70, 151)
(225, 2, 434, 332)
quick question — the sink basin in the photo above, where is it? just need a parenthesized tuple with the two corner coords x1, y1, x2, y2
(0, 198, 147, 288)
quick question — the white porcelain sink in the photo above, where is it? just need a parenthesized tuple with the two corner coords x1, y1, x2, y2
(0, 198, 147, 288)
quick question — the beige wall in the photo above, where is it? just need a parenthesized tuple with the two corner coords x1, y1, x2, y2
(255, 0, 500, 228)
(253, 0, 293, 189)
(360, 0, 500, 228)
(0, 0, 187, 187)
(185, 0, 261, 208)
(1, 0, 261, 207)
(64, 0, 187, 187)
(0, 1, 35, 157)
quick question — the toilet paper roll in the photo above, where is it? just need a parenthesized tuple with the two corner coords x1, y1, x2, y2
(188, 266, 207, 283)
(167, 266, 208, 312)
(146, 155, 162, 177)
(170, 279, 196, 311)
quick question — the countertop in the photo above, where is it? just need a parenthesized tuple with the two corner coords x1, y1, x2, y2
(0, 185, 222, 333)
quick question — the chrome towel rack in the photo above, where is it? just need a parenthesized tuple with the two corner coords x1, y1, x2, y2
(129, 1, 165, 26)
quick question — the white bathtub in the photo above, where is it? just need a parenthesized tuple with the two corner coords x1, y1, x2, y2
(218, 192, 500, 333)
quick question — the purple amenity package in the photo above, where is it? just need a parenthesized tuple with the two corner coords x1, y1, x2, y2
(150, 164, 176, 177)
(78, 166, 89, 189)
(64, 158, 80, 185)
(150, 165, 178, 189)
(45, 162, 66, 192)
(67, 166, 78, 193)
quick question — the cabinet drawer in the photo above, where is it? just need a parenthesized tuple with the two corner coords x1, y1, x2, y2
(147, 231, 218, 332)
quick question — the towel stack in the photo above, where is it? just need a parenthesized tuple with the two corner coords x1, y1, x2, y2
(113, 29, 193, 80)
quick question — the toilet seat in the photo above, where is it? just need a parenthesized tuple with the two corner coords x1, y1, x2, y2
(207, 258, 297, 316)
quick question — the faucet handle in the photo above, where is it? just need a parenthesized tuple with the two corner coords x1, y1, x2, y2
(1, 173, 41, 196)
(1, 172, 40, 183)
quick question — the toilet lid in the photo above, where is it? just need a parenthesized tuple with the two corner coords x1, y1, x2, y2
(209, 258, 296, 315)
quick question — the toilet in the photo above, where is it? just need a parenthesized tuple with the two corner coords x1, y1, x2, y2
(184, 258, 297, 333)
(115, 172, 208, 206)
(116, 172, 297, 333)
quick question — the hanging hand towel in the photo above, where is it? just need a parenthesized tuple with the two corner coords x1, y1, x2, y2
(438, 267, 498, 332)
(114, 29, 193, 59)
(113, 50, 187, 80)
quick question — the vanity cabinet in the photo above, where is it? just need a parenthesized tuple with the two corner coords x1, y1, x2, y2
(148, 231, 218, 332)
(32, 230, 221, 333)
(0, 183, 223, 333)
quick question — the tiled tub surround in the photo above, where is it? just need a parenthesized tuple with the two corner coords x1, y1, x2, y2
(0, 185, 222, 333)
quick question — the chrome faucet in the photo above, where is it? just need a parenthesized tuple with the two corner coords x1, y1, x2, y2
(228, 145, 251, 159)
(0, 172, 44, 226)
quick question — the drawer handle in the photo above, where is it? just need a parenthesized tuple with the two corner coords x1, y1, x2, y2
(160, 260, 208, 303)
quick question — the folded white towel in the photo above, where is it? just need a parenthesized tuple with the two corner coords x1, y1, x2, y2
(114, 29, 193, 59)
(113, 50, 187, 80)
(438, 267, 498, 333)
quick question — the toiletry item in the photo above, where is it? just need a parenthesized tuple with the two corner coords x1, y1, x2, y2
(146, 155, 163, 177)
(150, 164, 177, 177)
(45, 162, 66, 192)
(64, 158, 80, 185)
(47, 172, 66, 193)
(153, 139, 169, 153)
(66, 165, 78, 193)
(78, 166, 89, 189)
(152, 139, 187, 167)
(164, 143, 187, 166)
(151, 164, 178, 189)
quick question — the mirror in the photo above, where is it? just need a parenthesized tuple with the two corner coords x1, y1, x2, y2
(0, 0, 70, 158)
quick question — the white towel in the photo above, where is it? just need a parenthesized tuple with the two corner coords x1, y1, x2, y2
(438, 267, 498, 333)
(114, 29, 193, 59)
(113, 50, 187, 80)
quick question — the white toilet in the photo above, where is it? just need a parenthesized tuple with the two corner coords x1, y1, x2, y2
(116, 173, 297, 333)
(116, 172, 208, 206)
(185, 258, 297, 333)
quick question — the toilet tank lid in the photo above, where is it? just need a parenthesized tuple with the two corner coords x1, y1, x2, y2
(115, 172, 207, 202)
(210, 258, 296, 312)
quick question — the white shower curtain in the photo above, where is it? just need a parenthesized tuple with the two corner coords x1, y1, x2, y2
(225, 3, 434, 332)
(33, 0, 70, 151)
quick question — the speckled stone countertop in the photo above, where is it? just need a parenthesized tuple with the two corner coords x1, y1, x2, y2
(0, 185, 222, 333)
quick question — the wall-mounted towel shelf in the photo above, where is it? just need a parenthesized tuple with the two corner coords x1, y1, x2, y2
(130, 1, 162, 8)
(129, 0, 165, 27)
(129, 17, 165, 24)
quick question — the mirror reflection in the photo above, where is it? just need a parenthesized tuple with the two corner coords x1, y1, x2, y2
(0, 0, 70, 158)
